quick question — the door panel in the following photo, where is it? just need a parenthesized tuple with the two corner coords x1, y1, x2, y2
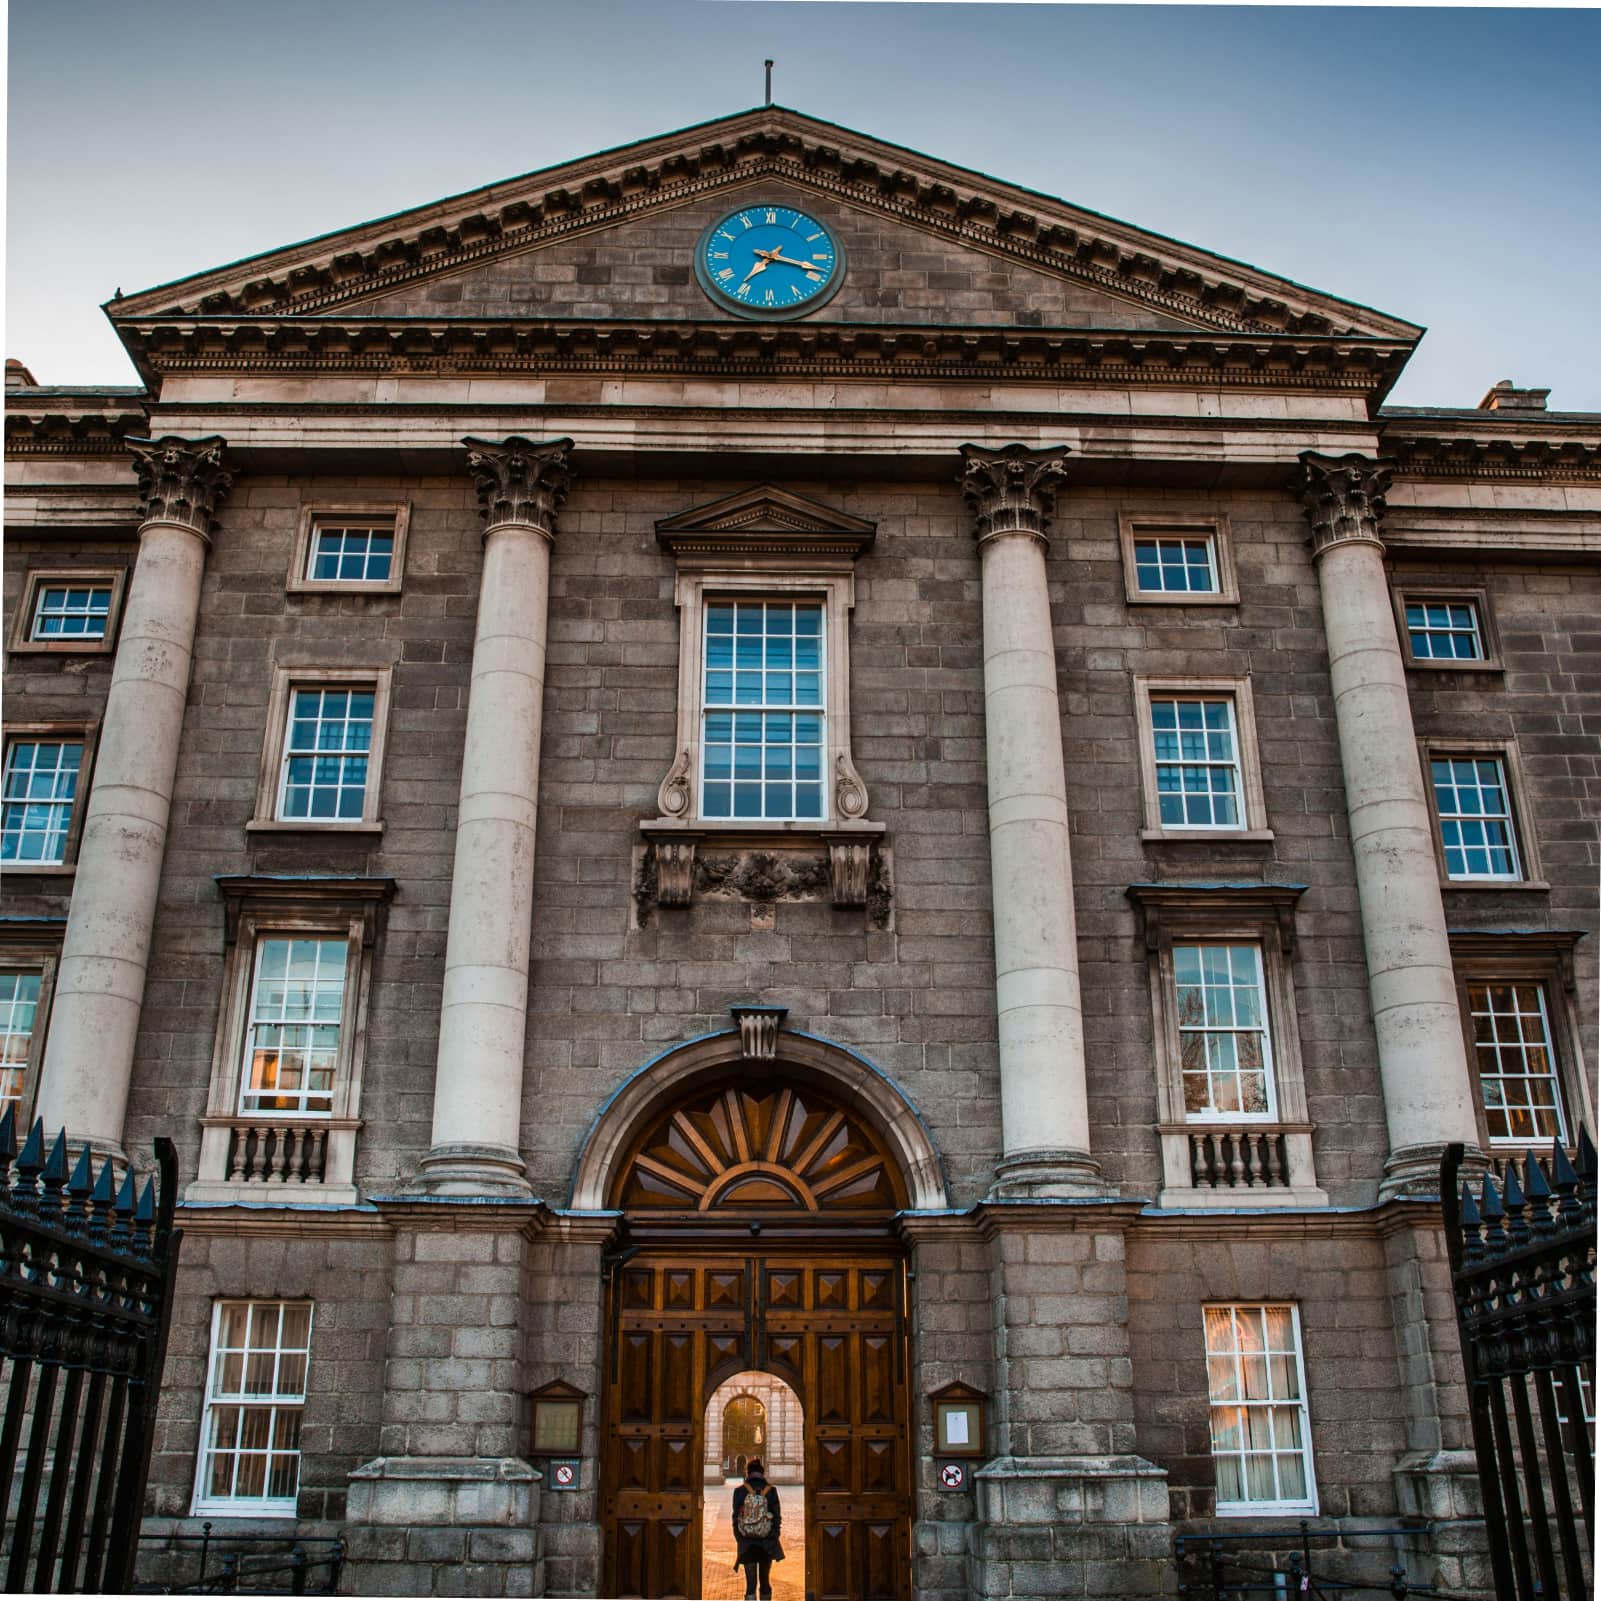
(602, 1252, 911, 1601)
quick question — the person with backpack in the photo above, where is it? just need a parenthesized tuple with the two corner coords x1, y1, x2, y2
(731, 1457, 783, 1600)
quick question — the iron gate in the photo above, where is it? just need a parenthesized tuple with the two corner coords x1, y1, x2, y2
(0, 1109, 183, 1592)
(1441, 1134, 1595, 1601)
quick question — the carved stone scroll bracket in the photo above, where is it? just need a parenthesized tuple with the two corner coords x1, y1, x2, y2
(636, 823, 890, 928)
(826, 838, 872, 906)
(730, 1003, 788, 1060)
(834, 754, 869, 821)
(654, 839, 698, 907)
(125, 434, 233, 540)
(656, 749, 694, 819)
(462, 434, 574, 536)
(1294, 451, 1395, 559)
(957, 442, 1072, 545)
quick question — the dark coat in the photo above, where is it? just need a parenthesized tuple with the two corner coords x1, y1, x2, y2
(731, 1478, 783, 1567)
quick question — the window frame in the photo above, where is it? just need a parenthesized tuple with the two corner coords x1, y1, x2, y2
(248, 667, 392, 836)
(1133, 677, 1272, 842)
(191, 1298, 314, 1519)
(191, 876, 394, 1206)
(1119, 514, 1239, 606)
(1128, 883, 1325, 1208)
(1393, 585, 1502, 673)
(1203, 1302, 1319, 1518)
(1448, 930, 1590, 1159)
(8, 567, 129, 656)
(238, 935, 350, 1120)
(1172, 942, 1280, 1123)
(696, 597, 829, 825)
(0, 722, 98, 876)
(1420, 739, 1545, 890)
(0, 923, 62, 1128)
(286, 504, 410, 596)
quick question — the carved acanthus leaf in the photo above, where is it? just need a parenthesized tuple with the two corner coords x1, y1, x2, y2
(1295, 452, 1394, 556)
(463, 435, 574, 534)
(958, 443, 1072, 543)
(125, 434, 232, 538)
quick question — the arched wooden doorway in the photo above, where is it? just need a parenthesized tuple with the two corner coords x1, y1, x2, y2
(600, 1074, 913, 1601)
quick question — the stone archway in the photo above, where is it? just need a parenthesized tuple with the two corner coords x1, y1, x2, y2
(592, 1024, 929, 1601)
(569, 1019, 949, 1212)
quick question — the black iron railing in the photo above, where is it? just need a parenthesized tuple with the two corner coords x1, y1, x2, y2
(134, 1525, 344, 1594)
(1442, 1134, 1596, 1601)
(0, 1110, 183, 1593)
(1175, 1521, 1479, 1598)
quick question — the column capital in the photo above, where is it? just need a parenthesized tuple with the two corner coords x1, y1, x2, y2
(958, 443, 1072, 546)
(125, 434, 232, 540)
(1295, 451, 1394, 559)
(463, 435, 574, 537)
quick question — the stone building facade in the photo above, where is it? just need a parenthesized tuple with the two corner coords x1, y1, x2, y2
(3, 107, 1596, 1599)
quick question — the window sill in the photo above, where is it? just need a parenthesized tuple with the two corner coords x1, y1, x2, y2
(285, 580, 403, 597)
(189, 1503, 301, 1521)
(637, 817, 889, 923)
(1404, 659, 1504, 674)
(1441, 877, 1550, 894)
(0, 862, 76, 878)
(8, 640, 115, 656)
(245, 819, 385, 837)
(1125, 591, 1239, 607)
(1141, 828, 1275, 845)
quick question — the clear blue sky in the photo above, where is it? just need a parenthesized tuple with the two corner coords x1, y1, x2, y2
(8, 1, 1600, 408)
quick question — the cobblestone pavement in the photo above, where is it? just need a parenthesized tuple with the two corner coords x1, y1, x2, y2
(700, 1480, 805, 1601)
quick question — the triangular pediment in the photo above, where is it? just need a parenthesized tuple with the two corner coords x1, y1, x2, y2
(656, 485, 876, 562)
(108, 108, 1420, 344)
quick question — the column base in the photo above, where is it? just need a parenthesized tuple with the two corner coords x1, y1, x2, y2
(1380, 1141, 1488, 1201)
(415, 1142, 534, 1196)
(988, 1148, 1108, 1199)
(345, 1456, 541, 1597)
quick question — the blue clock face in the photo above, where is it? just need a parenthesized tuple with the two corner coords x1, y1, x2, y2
(695, 204, 844, 319)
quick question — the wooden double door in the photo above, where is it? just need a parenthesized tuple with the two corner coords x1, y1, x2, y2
(601, 1249, 912, 1601)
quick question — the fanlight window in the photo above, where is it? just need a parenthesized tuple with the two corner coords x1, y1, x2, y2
(617, 1082, 904, 1213)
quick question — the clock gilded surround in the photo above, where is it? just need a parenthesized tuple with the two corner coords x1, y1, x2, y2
(694, 203, 845, 320)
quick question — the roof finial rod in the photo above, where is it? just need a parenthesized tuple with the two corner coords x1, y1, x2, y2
(764, 59, 774, 107)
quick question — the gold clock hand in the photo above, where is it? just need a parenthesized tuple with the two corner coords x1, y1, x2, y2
(738, 257, 769, 286)
(765, 251, 824, 275)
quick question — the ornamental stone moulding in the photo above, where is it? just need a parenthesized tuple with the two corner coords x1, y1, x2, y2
(1294, 451, 1395, 558)
(462, 435, 573, 535)
(125, 434, 233, 539)
(638, 484, 888, 925)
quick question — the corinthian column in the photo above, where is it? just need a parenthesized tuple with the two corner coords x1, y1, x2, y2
(35, 436, 232, 1154)
(419, 437, 573, 1193)
(1297, 453, 1482, 1193)
(960, 444, 1101, 1197)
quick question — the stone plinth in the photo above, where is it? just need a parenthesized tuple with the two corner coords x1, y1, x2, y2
(968, 1455, 1171, 1597)
(343, 1455, 541, 1598)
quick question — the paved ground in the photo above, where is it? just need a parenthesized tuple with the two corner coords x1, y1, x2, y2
(700, 1479, 806, 1601)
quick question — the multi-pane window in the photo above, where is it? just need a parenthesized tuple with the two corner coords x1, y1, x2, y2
(1405, 600, 1484, 662)
(1175, 945, 1276, 1118)
(1134, 536, 1219, 595)
(701, 601, 825, 821)
(195, 1300, 312, 1515)
(241, 939, 346, 1116)
(307, 522, 394, 584)
(1151, 697, 1241, 828)
(1204, 1304, 1316, 1514)
(1467, 982, 1567, 1144)
(1431, 757, 1521, 880)
(30, 585, 113, 641)
(0, 971, 40, 1118)
(277, 689, 374, 822)
(1, 740, 83, 865)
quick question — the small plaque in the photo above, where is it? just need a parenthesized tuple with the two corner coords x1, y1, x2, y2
(938, 1461, 969, 1492)
(548, 1458, 580, 1491)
